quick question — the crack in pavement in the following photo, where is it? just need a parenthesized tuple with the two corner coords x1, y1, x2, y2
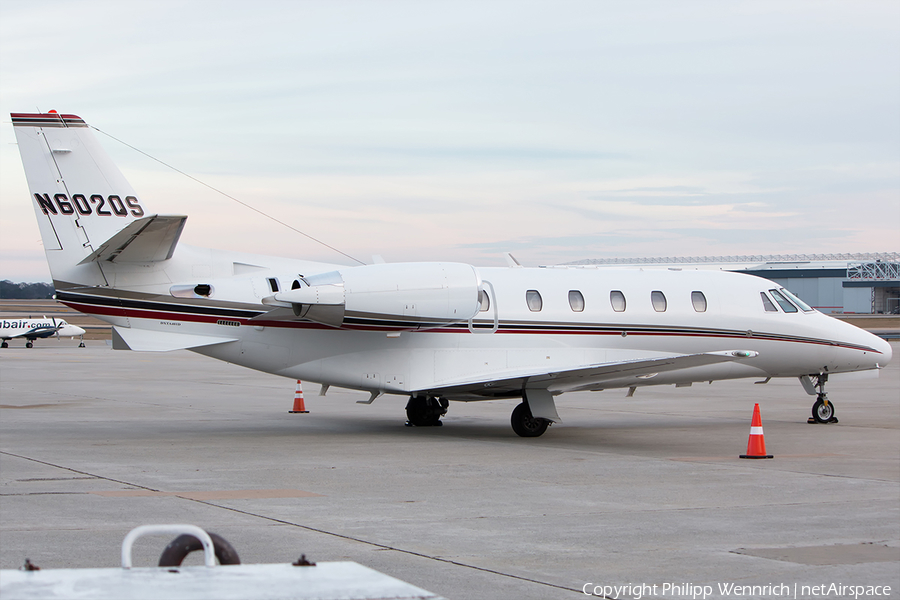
(0, 450, 585, 596)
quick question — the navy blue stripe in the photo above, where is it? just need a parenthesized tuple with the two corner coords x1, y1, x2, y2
(56, 290, 264, 319)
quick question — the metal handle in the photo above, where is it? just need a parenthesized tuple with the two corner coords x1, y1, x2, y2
(121, 524, 216, 569)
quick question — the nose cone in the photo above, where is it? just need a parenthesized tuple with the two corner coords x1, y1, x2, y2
(61, 325, 86, 337)
(818, 315, 892, 373)
(843, 320, 892, 369)
(872, 333, 893, 366)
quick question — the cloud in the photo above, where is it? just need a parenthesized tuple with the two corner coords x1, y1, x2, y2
(0, 0, 897, 280)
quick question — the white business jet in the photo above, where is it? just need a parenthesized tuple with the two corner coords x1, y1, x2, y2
(0, 316, 86, 348)
(11, 112, 891, 436)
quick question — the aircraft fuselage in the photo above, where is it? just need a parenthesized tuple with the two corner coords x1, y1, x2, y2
(52, 250, 890, 400)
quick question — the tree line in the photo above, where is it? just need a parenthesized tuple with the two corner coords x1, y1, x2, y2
(0, 280, 55, 299)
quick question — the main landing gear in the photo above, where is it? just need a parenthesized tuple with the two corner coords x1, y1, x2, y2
(511, 402, 550, 438)
(405, 396, 448, 427)
(808, 374, 838, 424)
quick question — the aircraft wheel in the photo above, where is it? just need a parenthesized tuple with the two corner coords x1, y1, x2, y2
(405, 396, 445, 427)
(812, 396, 835, 423)
(158, 531, 241, 567)
(511, 402, 549, 437)
(25, 341, 33, 349)
(1, 341, 8, 348)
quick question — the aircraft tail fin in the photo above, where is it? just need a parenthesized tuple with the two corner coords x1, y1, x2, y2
(11, 112, 181, 286)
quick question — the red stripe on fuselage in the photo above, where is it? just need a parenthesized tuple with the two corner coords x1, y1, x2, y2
(60, 300, 883, 354)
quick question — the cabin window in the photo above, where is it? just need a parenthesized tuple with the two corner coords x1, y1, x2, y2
(610, 290, 626, 312)
(526, 290, 543, 312)
(568, 290, 585, 312)
(478, 289, 491, 312)
(651, 291, 667, 312)
(760, 292, 778, 312)
(291, 279, 301, 290)
(769, 289, 798, 313)
(691, 291, 707, 312)
(780, 288, 814, 312)
(267, 278, 280, 293)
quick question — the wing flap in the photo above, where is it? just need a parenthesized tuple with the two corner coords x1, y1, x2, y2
(79, 214, 187, 264)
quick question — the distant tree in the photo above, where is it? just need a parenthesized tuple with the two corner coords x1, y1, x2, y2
(0, 280, 55, 299)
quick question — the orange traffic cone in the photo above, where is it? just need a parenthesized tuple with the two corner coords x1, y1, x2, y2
(289, 380, 309, 413)
(740, 403, 772, 459)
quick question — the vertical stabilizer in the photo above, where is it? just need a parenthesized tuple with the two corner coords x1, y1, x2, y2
(12, 112, 150, 286)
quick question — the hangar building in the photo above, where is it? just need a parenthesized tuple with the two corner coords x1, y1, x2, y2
(570, 252, 899, 315)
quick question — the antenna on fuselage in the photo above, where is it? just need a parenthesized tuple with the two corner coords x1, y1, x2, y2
(504, 252, 523, 268)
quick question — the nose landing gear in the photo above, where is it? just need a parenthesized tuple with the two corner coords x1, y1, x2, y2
(808, 374, 838, 424)
(812, 395, 835, 423)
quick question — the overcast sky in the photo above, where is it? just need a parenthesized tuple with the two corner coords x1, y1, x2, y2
(1, 0, 898, 282)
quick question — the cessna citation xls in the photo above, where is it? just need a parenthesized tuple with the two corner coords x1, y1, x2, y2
(11, 112, 892, 436)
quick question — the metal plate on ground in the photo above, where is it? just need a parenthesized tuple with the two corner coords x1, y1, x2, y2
(0, 562, 444, 600)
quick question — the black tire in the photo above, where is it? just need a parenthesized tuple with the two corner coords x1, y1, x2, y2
(25, 341, 33, 348)
(1, 341, 8, 348)
(511, 402, 549, 437)
(158, 532, 241, 567)
(405, 397, 443, 426)
(812, 397, 835, 423)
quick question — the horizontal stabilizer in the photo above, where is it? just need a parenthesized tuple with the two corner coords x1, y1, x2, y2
(112, 326, 237, 352)
(79, 215, 187, 264)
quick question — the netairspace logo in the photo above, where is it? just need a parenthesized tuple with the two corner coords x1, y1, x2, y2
(582, 582, 893, 599)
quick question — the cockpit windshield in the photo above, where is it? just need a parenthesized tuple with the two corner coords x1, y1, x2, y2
(769, 289, 798, 313)
(780, 288, 814, 312)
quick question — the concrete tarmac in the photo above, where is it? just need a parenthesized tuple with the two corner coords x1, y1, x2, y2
(1, 341, 898, 599)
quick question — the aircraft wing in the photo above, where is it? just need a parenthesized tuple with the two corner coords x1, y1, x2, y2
(5, 330, 32, 339)
(79, 215, 187, 264)
(6, 326, 57, 339)
(427, 350, 758, 401)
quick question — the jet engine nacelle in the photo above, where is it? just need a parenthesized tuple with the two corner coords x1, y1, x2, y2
(268, 262, 481, 329)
